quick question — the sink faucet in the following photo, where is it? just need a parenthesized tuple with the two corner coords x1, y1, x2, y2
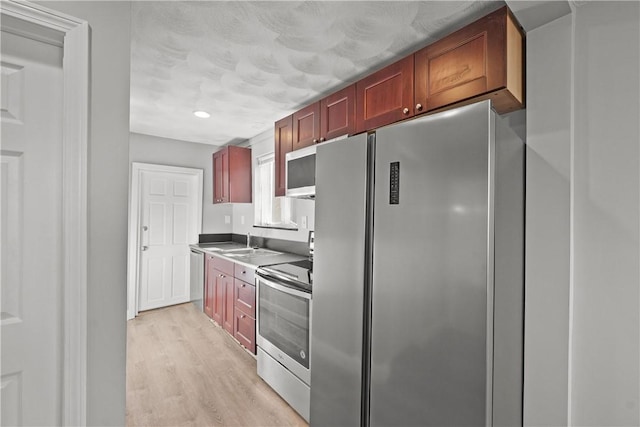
(246, 232, 251, 248)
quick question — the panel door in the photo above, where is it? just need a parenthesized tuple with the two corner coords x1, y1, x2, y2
(211, 268, 226, 325)
(234, 308, 255, 354)
(234, 278, 255, 318)
(414, 6, 518, 114)
(292, 102, 320, 150)
(138, 170, 199, 311)
(369, 102, 492, 426)
(320, 84, 356, 141)
(355, 55, 414, 133)
(223, 275, 235, 333)
(212, 148, 228, 203)
(204, 256, 215, 318)
(274, 115, 293, 197)
(1, 31, 64, 426)
(227, 146, 252, 203)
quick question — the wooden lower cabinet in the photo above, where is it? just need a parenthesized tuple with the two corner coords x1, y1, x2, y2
(234, 305, 256, 354)
(233, 278, 256, 353)
(223, 276, 235, 334)
(211, 269, 228, 326)
(204, 254, 256, 354)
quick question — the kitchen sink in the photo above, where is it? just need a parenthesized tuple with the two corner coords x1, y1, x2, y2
(223, 247, 281, 257)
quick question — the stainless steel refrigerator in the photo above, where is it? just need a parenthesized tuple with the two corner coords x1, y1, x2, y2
(310, 100, 524, 426)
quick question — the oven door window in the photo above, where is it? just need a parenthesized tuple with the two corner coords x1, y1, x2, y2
(259, 284, 310, 369)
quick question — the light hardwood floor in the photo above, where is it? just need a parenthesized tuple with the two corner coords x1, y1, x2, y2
(126, 303, 308, 427)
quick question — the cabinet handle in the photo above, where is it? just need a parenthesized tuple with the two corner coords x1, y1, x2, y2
(319, 137, 325, 142)
(402, 107, 410, 115)
(312, 138, 318, 144)
(416, 103, 423, 111)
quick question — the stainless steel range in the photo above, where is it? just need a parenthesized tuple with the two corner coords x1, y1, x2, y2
(255, 259, 312, 422)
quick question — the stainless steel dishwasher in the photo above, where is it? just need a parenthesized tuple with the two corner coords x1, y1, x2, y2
(189, 248, 204, 311)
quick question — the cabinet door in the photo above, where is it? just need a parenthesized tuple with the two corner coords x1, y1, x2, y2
(414, 6, 523, 114)
(234, 308, 256, 354)
(355, 55, 414, 133)
(274, 115, 293, 197)
(223, 275, 235, 333)
(204, 256, 215, 318)
(320, 84, 356, 141)
(212, 148, 229, 203)
(234, 278, 255, 318)
(227, 146, 252, 203)
(211, 268, 226, 325)
(292, 102, 320, 150)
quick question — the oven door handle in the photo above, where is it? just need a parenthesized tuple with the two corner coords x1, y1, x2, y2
(258, 277, 312, 300)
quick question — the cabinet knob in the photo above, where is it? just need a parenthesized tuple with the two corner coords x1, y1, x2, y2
(319, 137, 325, 142)
(313, 138, 318, 144)
(240, 314, 246, 319)
(416, 103, 423, 111)
(241, 283, 246, 288)
(402, 107, 410, 115)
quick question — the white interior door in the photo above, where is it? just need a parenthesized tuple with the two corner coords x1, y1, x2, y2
(137, 168, 201, 312)
(1, 31, 64, 426)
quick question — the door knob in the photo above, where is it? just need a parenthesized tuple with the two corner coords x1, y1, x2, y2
(141, 246, 149, 251)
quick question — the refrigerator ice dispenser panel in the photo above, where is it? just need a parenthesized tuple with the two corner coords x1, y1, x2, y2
(389, 161, 400, 205)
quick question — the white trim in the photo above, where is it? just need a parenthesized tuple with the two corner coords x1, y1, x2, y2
(127, 162, 204, 320)
(1, 1, 90, 426)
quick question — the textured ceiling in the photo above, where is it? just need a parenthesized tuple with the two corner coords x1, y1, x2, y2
(130, 1, 503, 146)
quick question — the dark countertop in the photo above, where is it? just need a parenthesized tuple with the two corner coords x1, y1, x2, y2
(189, 242, 306, 269)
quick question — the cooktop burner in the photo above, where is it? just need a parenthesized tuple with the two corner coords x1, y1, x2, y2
(256, 259, 313, 293)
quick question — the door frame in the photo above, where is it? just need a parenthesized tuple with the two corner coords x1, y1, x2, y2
(1, 1, 89, 425)
(127, 162, 204, 319)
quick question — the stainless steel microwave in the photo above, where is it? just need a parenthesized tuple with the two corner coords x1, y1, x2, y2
(285, 144, 316, 199)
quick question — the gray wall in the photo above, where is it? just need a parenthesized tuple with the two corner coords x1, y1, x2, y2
(522, 2, 640, 425)
(524, 13, 572, 426)
(129, 132, 232, 234)
(571, 2, 639, 424)
(37, 2, 131, 425)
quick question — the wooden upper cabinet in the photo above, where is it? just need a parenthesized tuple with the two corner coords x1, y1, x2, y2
(212, 149, 228, 203)
(414, 6, 524, 115)
(292, 103, 320, 150)
(212, 146, 251, 204)
(274, 115, 293, 197)
(355, 55, 414, 133)
(320, 84, 356, 141)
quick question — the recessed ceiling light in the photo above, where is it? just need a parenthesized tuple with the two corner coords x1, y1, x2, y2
(193, 110, 210, 118)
